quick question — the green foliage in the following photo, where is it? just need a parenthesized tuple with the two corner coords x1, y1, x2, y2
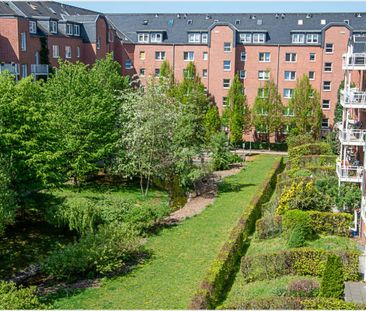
(334, 80, 345, 124)
(306, 211, 352, 237)
(301, 297, 363, 310)
(287, 278, 319, 298)
(255, 215, 282, 239)
(204, 104, 221, 142)
(159, 60, 174, 86)
(320, 254, 345, 299)
(241, 248, 359, 282)
(0, 281, 46, 309)
(209, 132, 241, 170)
(43, 223, 143, 280)
(282, 210, 314, 240)
(222, 297, 302, 310)
(286, 132, 314, 150)
(227, 74, 250, 145)
(289, 75, 322, 139)
(288, 224, 306, 248)
(242, 141, 288, 151)
(288, 142, 332, 160)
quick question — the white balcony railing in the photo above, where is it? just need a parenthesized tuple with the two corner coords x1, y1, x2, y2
(31, 64, 49, 75)
(336, 162, 364, 183)
(338, 128, 366, 145)
(341, 88, 366, 108)
(342, 53, 366, 70)
(0, 63, 19, 75)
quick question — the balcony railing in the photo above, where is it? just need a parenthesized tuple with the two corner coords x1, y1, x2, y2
(342, 53, 366, 70)
(338, 128, 366, 145)
(31, 64, 49, 75)
(336, 162, 364, 183)
(0, 63, 19, 75)
(341, 88, 366, 108)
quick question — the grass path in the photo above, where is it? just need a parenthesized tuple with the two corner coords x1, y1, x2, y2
(53, 155, 280, 309)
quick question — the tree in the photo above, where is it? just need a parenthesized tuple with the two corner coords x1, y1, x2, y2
(227, 74, 250, 145)
(334, 80, 344, 123)
(320, 254, 345, 299)
(204, 104, 221, 142)
(289, 75, 322, 139)
(252, 78, 284, 142)
(159, 60, 174, 87)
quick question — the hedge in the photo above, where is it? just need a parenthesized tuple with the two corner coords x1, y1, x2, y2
(241, 248, 359, 282)
(188, 157, 283, 309)
(255, 215, 282, 239)
(286, 155, 337, 171)
(288, 142, 332, 160)
(242, 141, 288, 151)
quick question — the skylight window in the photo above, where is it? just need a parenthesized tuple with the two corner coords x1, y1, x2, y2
(187, 19, 193, 25)
(298, 19, 303, 25)
(235, 19, 240, 25)
(321, 19, 326, 25)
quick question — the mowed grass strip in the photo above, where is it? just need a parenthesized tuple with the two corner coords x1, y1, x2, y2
(53, 155, 280, 310)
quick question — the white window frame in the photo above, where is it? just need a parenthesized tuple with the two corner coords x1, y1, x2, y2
(309, 52, 316, 61)
(140, 51, 146, 60)
(258, 71, 270, 80)
(223, 79, 230, 88)
(322, 99, 330, 109)
(323, 81, 331, 91)
(239, 33, 251, 43)
(223, 97, 228, 106)
(324, 62, 333, 72)
(306, 33, 319, 44)
(201, 33, 208, 43)
(52, 45, 59, 58)
(239, 70, 246, 79)
(284, 71, 296, 81)
(50, 21, 58, 34)
(223, 60, 231, 71)
(308, 71, 315, 80)
(154, 68, 160, 76)
(73, 24, 80, 36)
(20, 32, 26, 51)
(203, 52, 208, 60)
(155, 51, 166, 61)
(108, 30, 114, 43)
(188, 33, 201, 43)
(66, 23, 73, 35)
(325, 43, 334, 54)
(292, 33, 305, 44)
(96, 37, 101, 50)
(65, 46, 72, 59)
(139, 68, 145, 77)
(224, 42, 232, 52)
(76, 46, 80, 58)
(285, 52, 297, 62)
(202, 69, 208, 78)
(151, 32, 162, 43)
(284, 88, 294, 99)
(29, 21, 37, 34)
(253, 33, 266, 43)
(125, 59, 133, 69)
(138, 33, 149, 43)
(184, 51, 194, 61)
(259, 52, 270, 62)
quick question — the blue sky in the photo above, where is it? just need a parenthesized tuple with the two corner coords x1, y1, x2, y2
(63, 1, 366, 14)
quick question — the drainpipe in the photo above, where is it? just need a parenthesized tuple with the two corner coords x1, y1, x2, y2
(275, 44, 280, 87)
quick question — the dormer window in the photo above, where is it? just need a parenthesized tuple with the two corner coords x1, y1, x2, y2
(202, 33, 208, 43)
(253, 33, 266, 43)
(239, 33, 251, 43)
(73, 24, 80, 36)
(50, 21, 57, 33)
(66, 23, 73, 35)
(292, 33, 305, 44)
(138, 33, 149, 43)
(151, 32, 162, 43)
(306, 33, 319, 44)
(29, 20, 37, 34)
(188, 33, 201, 43)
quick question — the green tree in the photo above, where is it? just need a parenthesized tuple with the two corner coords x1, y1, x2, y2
(159, 60, 174, 87)
(320, 254, 345, 299)
(227, 74, 250, 145)
(289, 75, 322, 139)
(252, 78, 284, 142)
(204, 104, 221, 142)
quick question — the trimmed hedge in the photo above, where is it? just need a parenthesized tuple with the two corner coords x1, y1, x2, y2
(301, 297, 364, 310)
(242, 141, 288, 151)
(188, 157, 283, 309)
(286, 155, 337, 171)
(255, 215, 282, 239)
(241, 248, 359, 282)
(288, 142, 332, 160)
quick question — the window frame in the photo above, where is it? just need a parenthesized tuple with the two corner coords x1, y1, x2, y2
(306, 33, 319, 44)
(203, 51, 208, 60)
(52, 45, 59, 58)
(258, 70, 270, 80)
(202, 69, 208, 78)
(125, 59, 133, 69)
(308, 71, 315, 80)
(324, 62, 333, 72)
(155, 51, 166, 61)
(138, 33, 149, 43)
(322, 99, 330, 110)
(151, 32, 162, 43)
(240, 51, 246, 62)
(188, 33, 201, 43)
(50, 21, 58, 34)
(285, 52, 297, 62)
(20, 32, 26, 51)
(223, 60, 231, 71)
(73, 24, 80, 36)
(292, 33, 305, 44)
(183, 51, 194, 61)
(29, 20, 37, 34)
(223, 78, 230, 88)
(309, 52, 316, 62)
(65, 46, 72, 59)
(66, 23, 73, 36)
(239, 33, 252, 43)
(224, 42, 232, 52)
(284, 71, 296, 81)
(323, 81, 331, 91)
(283, 88, 294, 99)
(325, 43, 334, 54)
(239, 70, 246, 79)
(253, 33, 266, 43)
(259, 52, 270, 62)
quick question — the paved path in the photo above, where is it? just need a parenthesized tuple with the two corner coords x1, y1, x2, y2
(345, 281, 366, 304)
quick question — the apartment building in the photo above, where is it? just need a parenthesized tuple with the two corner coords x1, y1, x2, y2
(337, 35, 366, 242)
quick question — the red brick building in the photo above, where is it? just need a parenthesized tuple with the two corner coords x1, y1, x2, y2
(0, 2, 366, 138)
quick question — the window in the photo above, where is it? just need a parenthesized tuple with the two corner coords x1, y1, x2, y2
(52, 45, 59, 58)
(184, 51, 194, 61)
(223, 97, 228, 106)
(108, 30, 114, 43)
(322, 99, 330, 109)
(240, 52, 246, 61)
(139, 68, 145, 76)
(154, 68, 160, 76)
(50, 21, 57, 33)
(224, 42, 232, 52)
(292, 33, 305, 43)
(20, 32, 26, 51)
(138, 33, 149, 43)
(29, 21, 37, 34)
(203, 52, 208, 60)
(308, 71, 315, 80)
(258, 70, 270, 80)
(151, 33, 162, 43)
(125, 59, 133, 69)
(323, 81, 331, 91)
(155, 51, 166, 60)
(284, 88, 294, 98)
(21, 64, 27, 78)
(344, 19, 350, 25)
(239, 70, 246, 79)
(320, 19, 326, 25)
(325, 43, 334, 53)
(77, 46, 80, 58)
(202, 33, 208, 43)
(239, 33, 251, 43)
(188, 33, 201, 43)
(223, 79, 230, 88)
(298, 19, 303, 25)
(223, 60, 231, 71)
(309, 53, 316, 61)
(259, 52, 270, 62)
(66, 23, 73, 35)
(253, 33, 266, 43)
(285, 52, 297, 62)
(139, 51, 146, 60)
(306, 34, 319, 43)
(73, 24, 80, 36)
(324, 62, 332, 72)
(202, 69, 208, 78)
(258, 88, 268, 98)
(96, 37, 101, 50)
(65, 46, 72, 59)
(284, 71, 296, 81)
(322, 118, 329, 129)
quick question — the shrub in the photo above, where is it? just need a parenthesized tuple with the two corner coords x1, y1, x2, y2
(43, 223, 143, 280)
(255, 215, 282, 239)
(288, 224, 306, 248)
(287, 279, 319, 298)
(301, 297, 363, 310)
(307, 211, 352, 237)
(0, 281, 46, 309)
(288, 142, 332, 160)
(282, 210, 314, 240)
(320, 254, 345, 299)
(222, 297, 302, 310)
(241, 248, 359, 282)
(286, 133, 314, 150)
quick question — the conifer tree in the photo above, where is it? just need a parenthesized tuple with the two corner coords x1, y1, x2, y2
(320, 254, 345, 299)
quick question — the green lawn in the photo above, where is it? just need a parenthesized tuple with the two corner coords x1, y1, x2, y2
(51, 155, 280, 309)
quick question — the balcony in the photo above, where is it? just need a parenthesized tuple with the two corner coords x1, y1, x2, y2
(0, 63, 19, 75)
(31, 64, 49, 75)
(342, 53, 366, 70)
(336, 162, 364, 183)
(338, 127, 366, 146)
(341, 88, 366, 109)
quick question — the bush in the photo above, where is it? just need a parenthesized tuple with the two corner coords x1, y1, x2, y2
(288, 142, 332, 160)
(255, 215, 282, 239)
(301, 297, 363, 310)
(287, 279, 319, 298)
(241, 248, 359, 282)
(307, 211, 352, 237)
(43, 223, 143, 280)
(222, 297, 302, 310)
(288, 224, 306, 248)
(286, 133, 314, 150)
(320, 254, 345, 299)
(243, 141, 288, 151)
(0, 281, 46, 309)
(282, 210, 314, 240)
